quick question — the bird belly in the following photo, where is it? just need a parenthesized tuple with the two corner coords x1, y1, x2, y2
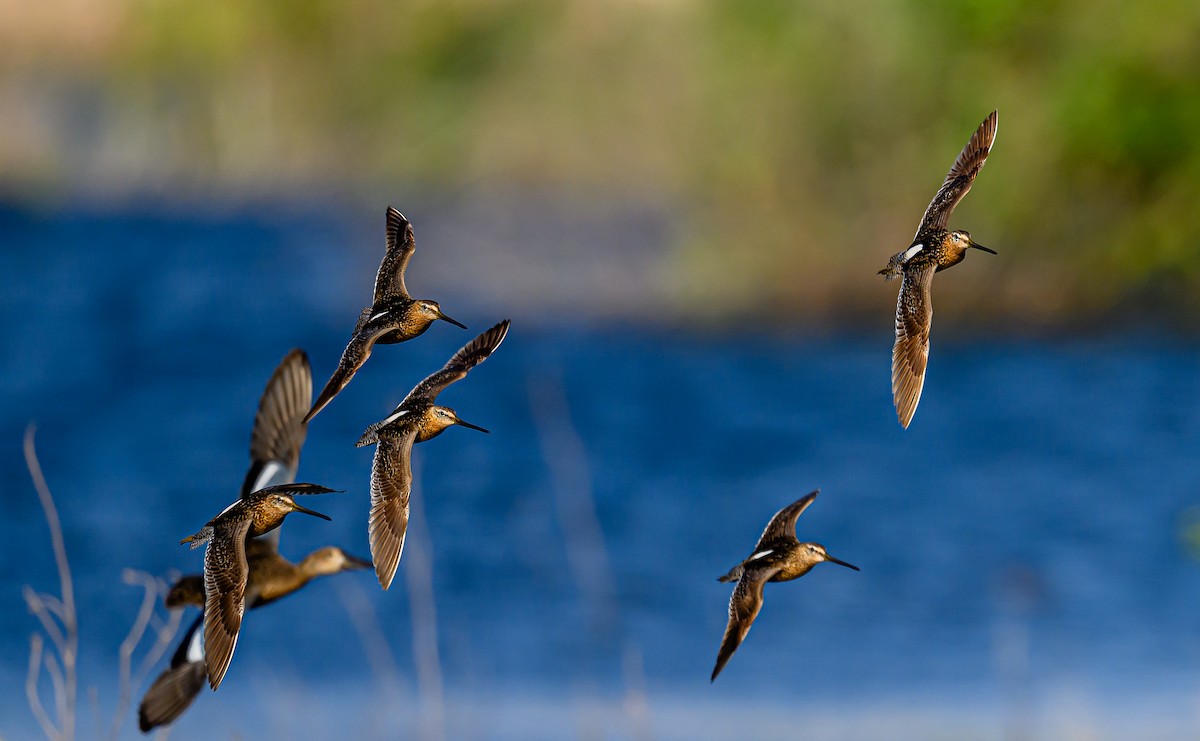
(769, 562, 815, 582)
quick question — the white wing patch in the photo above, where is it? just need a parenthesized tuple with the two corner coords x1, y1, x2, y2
(380, 409, 410, 428)
(186, 621, 206, 663)
(253, 461, 288, 492)
(369, 311, 390, 323)
(748, 549, 774, 561)
(902, 243, 924, 262)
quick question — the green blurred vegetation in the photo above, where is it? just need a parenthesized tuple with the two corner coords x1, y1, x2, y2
(3, 0, 1200, 325)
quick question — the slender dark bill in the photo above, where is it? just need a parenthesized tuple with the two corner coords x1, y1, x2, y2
(825, 555, 860, 571)
(439, 312, 467, 329)
(290, 502, 332, 521)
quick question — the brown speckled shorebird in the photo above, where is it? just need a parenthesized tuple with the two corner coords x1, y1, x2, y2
(139, 349, 366, 731)
(242, 349, 310, 498)
(243, 347, 311, 547)
(305, 207, 466, 423)
(711, 490, 858, 682)
(356, 319, 511, 589)
(139, 542, 370, 732)
(880, 110, 998, 428)
(179, 482, 339, 690)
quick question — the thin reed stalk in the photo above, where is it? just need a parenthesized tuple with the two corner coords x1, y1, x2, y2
(402, 455, 446, 741)
(23, 424, 77, 741)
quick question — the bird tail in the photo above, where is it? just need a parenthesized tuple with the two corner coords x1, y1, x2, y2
(717, 564, 743, 583)
(878, 252, 906, 281)
(179, 527, 213, 549)
(355, 423, 383, 448)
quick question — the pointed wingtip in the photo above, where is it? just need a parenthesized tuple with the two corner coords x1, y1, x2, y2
(304, 393, 332, 424)
(385, 206, 413, 246)
(206, 664, 222, 691)
(982, 110, 999, 144)
(376, 565, 395, 590)
(710, 663, 724, 682)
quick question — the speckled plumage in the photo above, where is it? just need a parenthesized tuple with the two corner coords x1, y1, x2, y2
(140, 543, 369, 732)
(880, 111, 999, 428)
(305, 207, 465, 423)
(178, 483, 338, 691)
(356, 319, 511, 589)
(711, 490, 859, 682)
(141, 350, 361, 732)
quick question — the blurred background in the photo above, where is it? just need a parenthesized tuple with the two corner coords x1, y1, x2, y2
(2, 1, 1200, 738)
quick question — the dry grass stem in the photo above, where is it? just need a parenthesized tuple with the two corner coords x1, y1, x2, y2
(527, 372, 619, 639)
(402, 456, 445, 741)
(26, 635, 56, 740)
(106, 570, 183, 741)
(335, 578, 405, 737)
(23, 424, 77, 741)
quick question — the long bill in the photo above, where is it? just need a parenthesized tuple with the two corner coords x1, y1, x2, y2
(824, 554, 860, 571)
(438, 311, 468, 329)
(455, 418, 490, 434)
(970, 242, 997, 255)
(290, 502, 332, 521)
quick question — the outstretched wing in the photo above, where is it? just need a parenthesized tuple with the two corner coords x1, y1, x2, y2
(305, 327, 376, 424)
(373, 206, 416, 302)
(138, 614, 206, 732)
(242, 348, 311, 499)
(891, 263, 935, 429)
(368, 428, 417, 590)
(202, 519, 251, 690)
(406, 319, 511, 404)
(916, 110, 998, 234)
(711, 566, 779, 681)
(755, 490, 819, 549)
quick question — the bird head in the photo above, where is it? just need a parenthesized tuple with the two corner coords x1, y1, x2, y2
(302, 547, 373, 575)
(431, 405, 489, 435)
(417, 300, 466, 329)
(950, 230, 996, 255)
(806, 543, 860, 571)
(270, 492, 332, 521)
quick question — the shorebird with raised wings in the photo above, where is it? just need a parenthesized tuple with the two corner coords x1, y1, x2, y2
(880, 111, 998, 428)
(306, 206, 465, 423)
(140, 349, 366, 730)
(179, 483, 339, 690)
(711, 490, 858, 682)
(356, 319, 511, 589)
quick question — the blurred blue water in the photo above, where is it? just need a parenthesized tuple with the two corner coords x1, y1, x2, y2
(2, 203, 1199, 739)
